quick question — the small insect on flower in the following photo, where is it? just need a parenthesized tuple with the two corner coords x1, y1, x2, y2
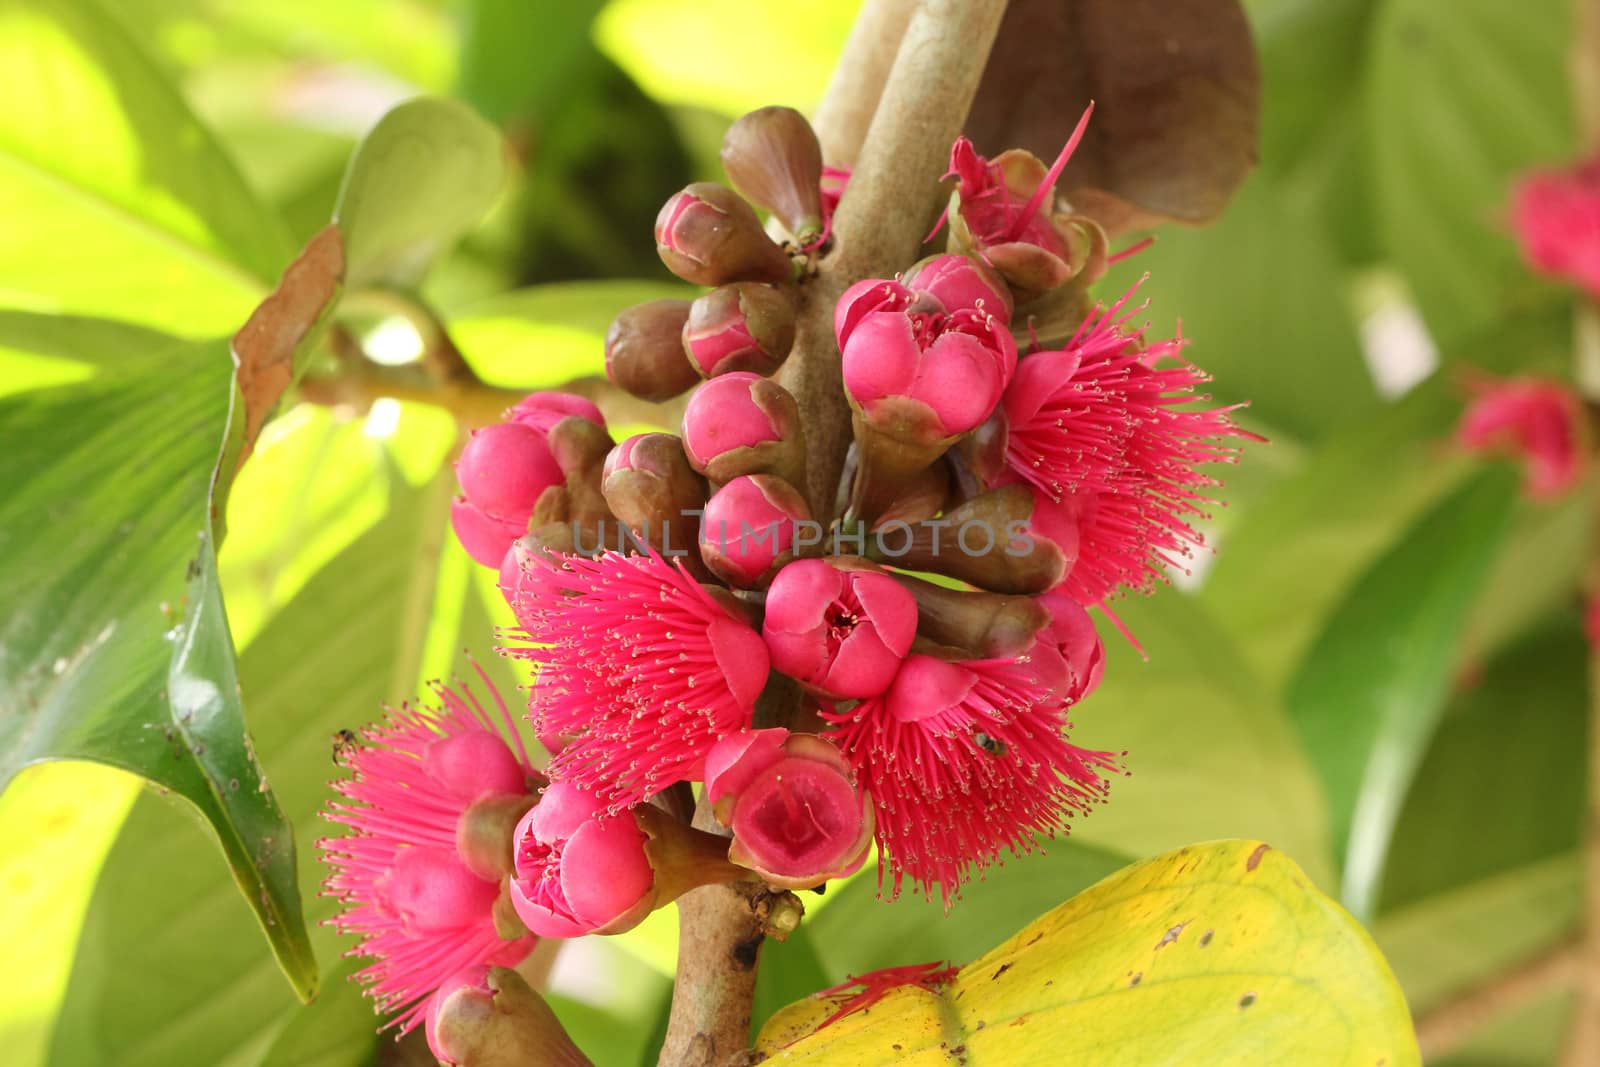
(330, 728, 359, 766)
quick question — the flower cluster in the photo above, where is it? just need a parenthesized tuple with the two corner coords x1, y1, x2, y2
(322, 103, 1254, 1042)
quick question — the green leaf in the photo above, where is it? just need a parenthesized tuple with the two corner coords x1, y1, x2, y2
(1288, 467, 1520, 920)
(0, 313, 315, 999)
(1367, 0, 1574, 348)
(1202, 378, 1470, 689)
(50, 469, 466, 1066)
(0, 0, 292, 332)
(759, 840, 1418, 1066)
(1070, 593, 1333, 885)
(1105, 173, 1378, 442)
(334, 97, 506, 291)
(1376, 854, 1577, 1018)
(448, 280, 692, 387)
(257, 960, 386, 1067)
(458, 0, 605, 127)
(1380, 613, 1585, 913)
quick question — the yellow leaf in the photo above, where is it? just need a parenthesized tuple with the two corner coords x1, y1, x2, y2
(758, 839, 1418, 1066)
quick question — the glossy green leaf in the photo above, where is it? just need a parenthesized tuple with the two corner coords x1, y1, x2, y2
(1381, 613, 1585, 913)
(1288, 467, 1520, 919)
(1202, 378, 1469, 689)
(760, 840, 1418, 1066)
(0, 313, 314, 999)
(1105, 173, 1378, 442)
(334, 97, 506, 291)
(0, 0, 291, 333)
(1070, 593, 1333, 885)
(49, 470, 471, 1065)
(1367, 0, 1574, 348)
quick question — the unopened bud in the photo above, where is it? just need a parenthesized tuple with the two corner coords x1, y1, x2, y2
(721, 106, 826, 245)
(700, 474, 813, 588)
(866, 485, 1067, 594)
(426, 966, 592, 1067)
(601, 433, 708, 563)
(683, 282, 797, 378)
(451, 496, 528, 569)
(545, 416, 616, 533)
(682, 372, 806, 487)
(655, 182, 794, 287)
(605, 299, 699, 402)
(892, 573, 1049, 660)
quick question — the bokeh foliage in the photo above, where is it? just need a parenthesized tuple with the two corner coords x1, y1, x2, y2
(0, 0, 1587, 1063)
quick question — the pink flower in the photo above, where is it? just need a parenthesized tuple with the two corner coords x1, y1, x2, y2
(823, 653, 1119, 905)
(1001, 289, 1250, 604)
(1511, 159, 1600, 298)
(705, 728, 873, 888)
(902, 253, 1013, 322)
(320, 672, 540, 1032)
(699, 474, 811, 587)
(509, 782, 655, 938)
(506, 549, 770, 808)
(941, 105, 1103, 297)
(840, 300, 1016, 439)
(1457, 374, 1583, 500)
(762, 558, 917, 699)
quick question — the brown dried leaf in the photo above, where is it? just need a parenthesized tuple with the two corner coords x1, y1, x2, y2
(965, 0, 1259, 234)
(229, 224, 345, 468)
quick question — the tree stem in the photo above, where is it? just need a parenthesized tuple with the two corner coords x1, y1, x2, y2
(657, 3, 1008, 1064)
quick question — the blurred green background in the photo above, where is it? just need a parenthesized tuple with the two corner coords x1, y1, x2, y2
(0, 0, 1589, 1064)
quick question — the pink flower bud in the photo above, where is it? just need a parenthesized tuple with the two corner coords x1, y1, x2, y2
(424, 730, 530, 803)
(509, 782, 655, 938)
(1028, 592, 1105, 704)
(699, 474, 811, 587)
(681, 373, 806, 487)
(683, 283, 797, 378)
(509, 391, 606, 435)
(655, 182, 794, 287)
(763, 559, 917, 700)
(455, 422, 561, 526)
(450, 496, 528, 569)
(705, 728, 873, 889)
(902, 254, 1013, 322)
(683, 373, 782, 464)
(842, 305, 1015, 438)
(380, 847, 503, 936)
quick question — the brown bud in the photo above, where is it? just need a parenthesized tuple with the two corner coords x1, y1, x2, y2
(866, 485, 1066, 594)
(721, 106, 826, 245)
(874, 459, 951, 528)
(846, 406, 955, 527)
(601, 433, 709, 569)
(428, 967, 592, 1067)
(683, 282, 797, 378)
(892, 574, 1049, 659)
(655, 182, 794, 287)
(605, 299, 698, 402)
